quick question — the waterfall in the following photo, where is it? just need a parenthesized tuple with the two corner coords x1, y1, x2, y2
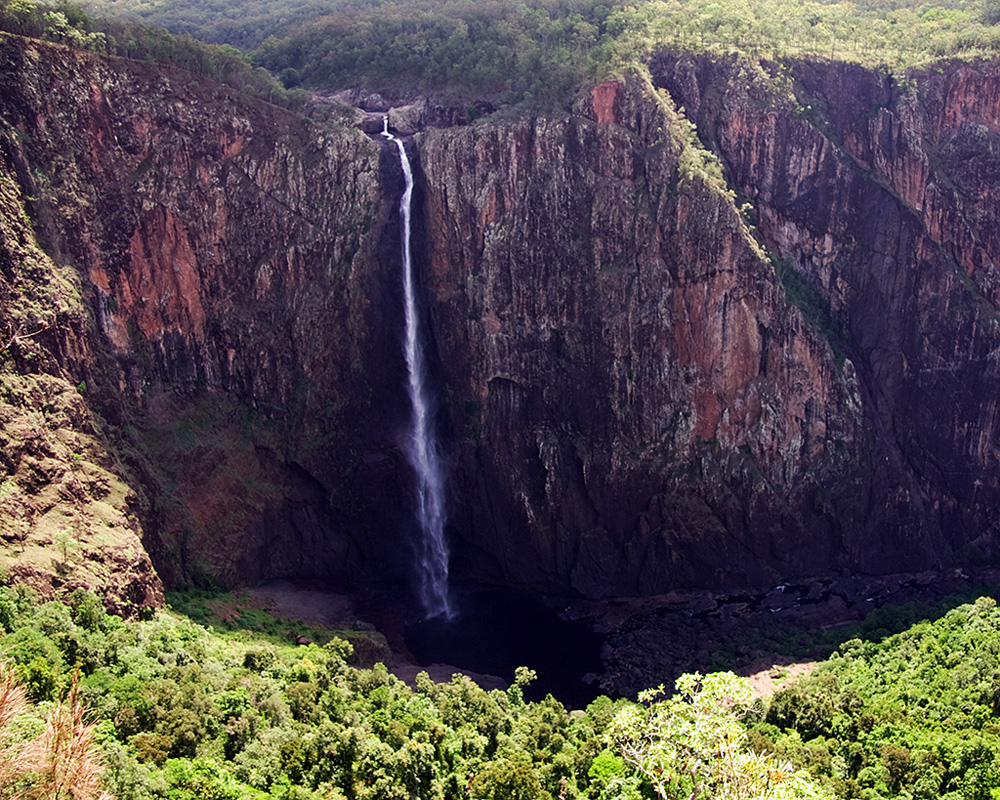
(383, 118, 453, 620)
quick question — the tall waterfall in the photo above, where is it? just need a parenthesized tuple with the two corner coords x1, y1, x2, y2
(383, 119, 453, 619)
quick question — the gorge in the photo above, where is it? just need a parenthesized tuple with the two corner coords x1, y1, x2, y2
(1, 32, 999, 647)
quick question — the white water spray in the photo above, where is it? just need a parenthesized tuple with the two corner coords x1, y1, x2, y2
(383, 118, 453, 619)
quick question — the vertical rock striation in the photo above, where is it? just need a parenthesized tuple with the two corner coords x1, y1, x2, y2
(0, 34, 418, 594)
(654, 53, 1000, 580)
(420, 71, 873, 596)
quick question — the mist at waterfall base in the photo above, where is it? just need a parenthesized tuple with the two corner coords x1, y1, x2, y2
(405, 588, 605, 708)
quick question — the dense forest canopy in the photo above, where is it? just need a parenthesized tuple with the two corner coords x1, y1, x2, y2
(755, 597, 1000, 800)
(50, 0, 1000, 106)
(2, 0, 1000, 106)
(5, 583, 1000, 798)
(0, 584, 830, 800)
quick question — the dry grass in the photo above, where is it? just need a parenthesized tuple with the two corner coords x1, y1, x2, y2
(0, 663, 32, 790)
(0, 664, 112, 799)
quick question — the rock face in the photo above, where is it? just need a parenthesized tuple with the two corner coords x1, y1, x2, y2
(653, 53, 1000, 574)
(2, 31, 999, 603)
(419, 59, 1000, 595)
(420, 72, 869, 596)
(0, 33, 420, 598)
(0, 46, 161, 613)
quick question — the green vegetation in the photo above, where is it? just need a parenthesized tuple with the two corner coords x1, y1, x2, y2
(0, 584, 829, 799)
(7, 577, 1000, 800)
(3, 0, 1000, 110)
(609, 672, 831, 799)
(55, 0, 1000, 110)
(0, 0, 307, 110)
(603, 0, 1000, 68)
(753, 596, 1000, 799)
(250, 0, 618, 108)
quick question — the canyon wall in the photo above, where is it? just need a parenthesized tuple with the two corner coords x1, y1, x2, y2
(654, 53, 1000, 568)
(0, 33, 421, 601)
(420, 59, 1000, 595)
(2, 32, 998, 602)
(420, 72, 867, 595)
(419, 57, 1000, 595)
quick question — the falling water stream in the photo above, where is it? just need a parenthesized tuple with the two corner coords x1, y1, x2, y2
(380, 120, 605, 700)
(383, 119, 453, 619)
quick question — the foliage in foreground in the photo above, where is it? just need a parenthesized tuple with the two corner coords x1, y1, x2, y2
(0, 662, 110, 799)
(609, 671, 831, 800)
(756, 596, 1000, 800)
(7, 579, 1000, 800)
(0, 582, 831, 800)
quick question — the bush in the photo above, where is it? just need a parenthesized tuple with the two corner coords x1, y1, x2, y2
(469, 756, 543, 800)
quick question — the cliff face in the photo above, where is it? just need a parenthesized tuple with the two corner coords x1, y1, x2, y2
(0, 59, 160, 612)
(0, 33, 421, 598)
(652, 53, 1000, 573)
(420, 72, 871, 595)
(3, 32, 999, 603)
(418, 59, 1000, 595)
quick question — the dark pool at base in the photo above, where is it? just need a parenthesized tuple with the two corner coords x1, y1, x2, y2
(404, 588, 605, 708)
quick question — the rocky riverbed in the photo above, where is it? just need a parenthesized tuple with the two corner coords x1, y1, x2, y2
(569, 567, 1000, 699)
(247, 568, 1000, 705)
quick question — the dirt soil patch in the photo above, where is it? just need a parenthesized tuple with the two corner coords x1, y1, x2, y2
(245, 580, 358, 629)
(740, 658, 817, 700)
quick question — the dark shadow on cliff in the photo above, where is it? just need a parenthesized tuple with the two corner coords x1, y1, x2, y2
(592, 568, 1000, 699)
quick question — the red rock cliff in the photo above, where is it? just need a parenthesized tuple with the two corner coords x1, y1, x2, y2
(4, 33, 1000, 601)
(0, 34, 420, 595)
(652, 53, 1000, 581)
(420, 72, 872, 595)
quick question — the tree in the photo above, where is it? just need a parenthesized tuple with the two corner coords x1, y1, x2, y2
(983, 0, 1000, 26)
(606, 672, 831, 800)
(0, 0, 41, 36)
(469, 756, 542, 800)
(52, 528, 77, 575)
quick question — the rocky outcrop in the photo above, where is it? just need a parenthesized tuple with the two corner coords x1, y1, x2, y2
(3, 31, 1000, 604)
(0, 97, 160, 614)
(0, 33, 421, 597)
